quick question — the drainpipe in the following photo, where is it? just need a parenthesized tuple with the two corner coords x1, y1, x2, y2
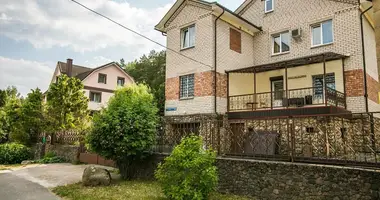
(360, 4, 372, 113)
(360, 3, 376, 152)
(214, 8, 225, 114)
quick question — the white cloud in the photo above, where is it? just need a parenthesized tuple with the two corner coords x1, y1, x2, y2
(0, 0, 171, 54)
(0, 57, 54, 96)
(84, 56, 113, 67)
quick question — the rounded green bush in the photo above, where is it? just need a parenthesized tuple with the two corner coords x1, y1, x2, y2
(155, 136, 218, 200)
(0, 143, 30, 164)
(87, 84, 158, 179)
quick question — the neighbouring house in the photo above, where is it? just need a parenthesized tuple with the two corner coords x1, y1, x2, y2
(49, 59, 135, 111)
(156, 0, 380, 121)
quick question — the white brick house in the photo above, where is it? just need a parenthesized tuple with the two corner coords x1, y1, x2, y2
(156, 0, 380, 120)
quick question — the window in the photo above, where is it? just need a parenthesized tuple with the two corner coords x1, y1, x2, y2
(181, 25, 195, 49)
(272, 32, 290, 54)
(98, 73, 107, 84)
(312, 73, 335, 96)
(89, 92, 101, 103)
(311, 20, 333, 47)
(265, 0, 274, 13)
(117, 77, 125, 86)
(180, 74, 194, 99)
(230, 28, 241, 53)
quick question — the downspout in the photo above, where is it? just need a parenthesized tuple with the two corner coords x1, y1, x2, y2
(360, 3, 376, 152)
(214, 8, 225, 114)
(360, 5, 372, 113)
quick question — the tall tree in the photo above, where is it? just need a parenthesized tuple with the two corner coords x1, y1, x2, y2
(121, 50, 166, 115)
(0, 86, 22, 143)
(12, 88, 45, 144)
(46, 75, 89, 134)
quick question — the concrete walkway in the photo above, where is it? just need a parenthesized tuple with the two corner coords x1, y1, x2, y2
(0, 163, 116, 200)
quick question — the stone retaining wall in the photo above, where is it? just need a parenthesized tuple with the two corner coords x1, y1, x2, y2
(136, 154, 380, 200)
(44, 144, 79, 163)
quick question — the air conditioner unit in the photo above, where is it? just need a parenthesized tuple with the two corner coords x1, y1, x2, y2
(292, 28, 302, 38)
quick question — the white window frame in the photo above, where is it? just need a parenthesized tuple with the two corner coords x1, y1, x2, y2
(311, 19, 334, 47)
(265, 0, 274, 13)
(179, 74, 194, 99)
(181, 25, 195, 49)
(272, 31, 290, 55)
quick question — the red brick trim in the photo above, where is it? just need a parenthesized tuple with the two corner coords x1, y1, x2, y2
(344, 69, 380, 103)
(165, 71, 227, 100)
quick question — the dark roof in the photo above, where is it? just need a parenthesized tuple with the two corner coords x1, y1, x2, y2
(58, 61, 120, 81)
(58, 61, 92, 78)
(226, 52, 348, 73)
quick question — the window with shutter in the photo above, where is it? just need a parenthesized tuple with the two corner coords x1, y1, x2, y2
(230, 28, 241, 53)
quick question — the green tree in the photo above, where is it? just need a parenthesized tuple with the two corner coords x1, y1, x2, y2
(10, 88, 45, 145)
(87, 84, 158, 180)
(121, 50, 165, 115)
(46, 75, 89, 134)
(0, 86, 22, 144)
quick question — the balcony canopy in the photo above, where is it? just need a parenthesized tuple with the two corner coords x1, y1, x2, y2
(226, 52, 348, 73)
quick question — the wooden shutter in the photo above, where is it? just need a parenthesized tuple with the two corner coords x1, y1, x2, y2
(230, 28, 241, 53)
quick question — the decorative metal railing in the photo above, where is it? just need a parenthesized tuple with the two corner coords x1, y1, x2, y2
(228, 87, 346, 112)
(153, 113, 380, 168)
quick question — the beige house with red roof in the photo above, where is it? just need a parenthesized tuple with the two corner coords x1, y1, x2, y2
(49, 59, 135, 111)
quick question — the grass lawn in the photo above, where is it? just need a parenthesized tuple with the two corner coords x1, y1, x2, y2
(0, 164, 23, 170)
(53, 181, 249, 200)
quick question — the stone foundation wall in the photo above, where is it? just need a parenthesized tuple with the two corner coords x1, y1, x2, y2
(45, 144, 79, 163)
(134, 154, 380, 199)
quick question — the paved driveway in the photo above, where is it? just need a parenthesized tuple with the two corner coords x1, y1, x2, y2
(0, 163, 114, 200)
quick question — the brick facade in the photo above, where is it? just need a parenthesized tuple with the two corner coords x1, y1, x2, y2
(367, 74, 380, 103)
(165, 71, 228, 101)
(160, 0, 380, 116)
(345, 69, 364, 97)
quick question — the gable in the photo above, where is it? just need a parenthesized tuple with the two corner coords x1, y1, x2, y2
(156, 0, 212, 32)
(82, 63, 134, 90)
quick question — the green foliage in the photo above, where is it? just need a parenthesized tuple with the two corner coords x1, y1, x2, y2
(0, 86, 23, 144)
(32, 151, 65, 164)
(155, 136, 218, 200)
(87, 84, 158, 179)
(46, 75, 90, 133)
(0, 143, 30, 164)
(121, 50, 165, 115)
(10, 88, 45, 145)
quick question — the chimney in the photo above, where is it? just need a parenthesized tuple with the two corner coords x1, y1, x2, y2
(67, 58, 73, 77)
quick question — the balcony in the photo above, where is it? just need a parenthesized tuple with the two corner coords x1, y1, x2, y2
(226, 52, 351, 119)
(229, 87, 346, 111)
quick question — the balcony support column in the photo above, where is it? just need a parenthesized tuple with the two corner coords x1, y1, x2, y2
(285, 64, 288, 109)
(254, 68, 257, 110)
(227, 72, 230, 112)
(323, 54, 327, 106)
(342, 58, 347, 109)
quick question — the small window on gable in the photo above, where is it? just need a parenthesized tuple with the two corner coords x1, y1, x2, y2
(98, 73, 107, 84)
(117, 77, 125, 87)
(230, 28, 242, 53)
(181, 25, 195, 49)
(265, 0, 274, 13)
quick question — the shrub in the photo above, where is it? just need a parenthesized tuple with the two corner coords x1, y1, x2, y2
(87, 84, 158, 179)
(155, 136, 218, 200)
(0, 143, 30, 164)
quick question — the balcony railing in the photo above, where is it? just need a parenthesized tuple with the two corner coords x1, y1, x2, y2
(228, 87, 346, 112)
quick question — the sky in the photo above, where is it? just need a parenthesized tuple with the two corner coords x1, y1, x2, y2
(0, 0, 244, 96)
